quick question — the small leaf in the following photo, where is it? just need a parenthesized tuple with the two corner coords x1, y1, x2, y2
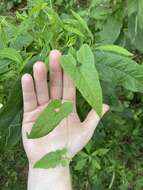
(29, 2, 47, 16)
(91, 159, 101, 170)
(95, 45, 133, 57)
(61, 44, 103, 117)
(74, 159, 87, 171)
(92, 148, 109, 156)
(28, 100, 73, 139)
(0, 48, 23, 64)
(34, 148, 70, 169)
(63, 24, 85, 38)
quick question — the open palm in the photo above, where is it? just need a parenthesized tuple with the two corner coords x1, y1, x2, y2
(21, 50, 109, 166)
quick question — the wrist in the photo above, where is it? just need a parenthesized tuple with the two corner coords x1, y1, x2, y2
(28, 164, 72, 190)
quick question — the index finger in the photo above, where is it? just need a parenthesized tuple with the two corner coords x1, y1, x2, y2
(21, 74, 37, 113)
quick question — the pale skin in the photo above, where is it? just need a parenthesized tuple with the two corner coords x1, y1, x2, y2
(21, 49, 110, 190)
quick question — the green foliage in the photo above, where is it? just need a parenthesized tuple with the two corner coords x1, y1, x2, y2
(34, 148, 71, 169)
(95, 45, 133, 57)
(0, 48, 23, 64)
(1, 0, 143, 189)
(94, 50, 143, 92)
(61, 44, 103, 116)
(28, 100, 73, 139)
(98, 13, 123, 44)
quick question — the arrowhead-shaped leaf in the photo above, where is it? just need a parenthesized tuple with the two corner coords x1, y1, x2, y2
(28, 100, 73, 139)
(34, 148, 70, 169)
(61, 44, 103, 117)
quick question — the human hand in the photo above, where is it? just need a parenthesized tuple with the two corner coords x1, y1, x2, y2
(21, 49, 109, 166)
(21, 50, 109, 190)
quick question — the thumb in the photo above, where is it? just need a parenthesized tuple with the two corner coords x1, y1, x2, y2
(71, 104, 110, 157)
(83, 104, 110, 134)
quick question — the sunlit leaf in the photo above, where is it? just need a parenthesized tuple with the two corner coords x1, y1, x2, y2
(61, 44, 103, 117)
(28, 100, 73, 139)
(34, 148, 70, 169)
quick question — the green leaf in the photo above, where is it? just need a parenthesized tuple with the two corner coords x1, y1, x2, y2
(0, 25, 8, 48)
(0, 48, 23, 64)
(91, 159, 101, 170)
(95, 45, 133, 57)
(34, 148, 70, 169)
(0, 79, 23, 133)
(127, 0, 137, 16)
(71, 10, 93, 39)
(74, 158, 87, 171)
(0, 59, 11, 74)
(61, 44, 103, 117)
(44, 7, 62, 26)
(94, 50, 143, 92)
(10, 33, 33, 50)
(63, 24, 85, 38)
(20, 53, 34, 72)
(98, 13, 123, 44)
(128, 12, 143, 53)
(92, 148, 109, 156)
(90, 6, 112, 20)
(28, 100, 73, 139)
(5, 111, 22, 149)
(0, 54, 44, 140)
(29, 2, 47, 16)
